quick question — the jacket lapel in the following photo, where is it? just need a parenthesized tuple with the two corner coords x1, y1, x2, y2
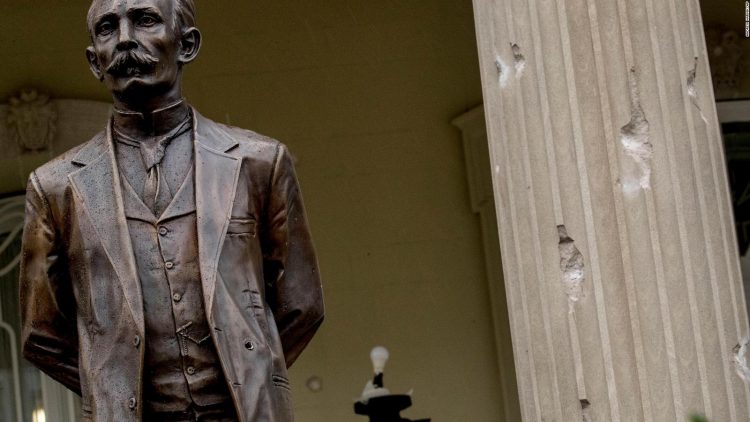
(193, 109, 241, 317)
(68, 123, 144, 333)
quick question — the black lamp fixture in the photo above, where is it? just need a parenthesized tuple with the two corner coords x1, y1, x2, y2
(354, 347, 430, 422)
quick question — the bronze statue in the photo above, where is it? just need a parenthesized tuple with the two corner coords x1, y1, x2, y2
(18, 1, 324, 420)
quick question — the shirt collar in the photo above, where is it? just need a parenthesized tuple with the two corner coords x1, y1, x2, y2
(112, 98, 190, 139)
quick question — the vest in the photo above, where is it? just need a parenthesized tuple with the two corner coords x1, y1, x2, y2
(120, 165, 233, 414)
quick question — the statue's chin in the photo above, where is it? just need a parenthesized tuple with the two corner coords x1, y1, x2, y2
(107, 74, 147, 94)
(109, 75, 172, 105)
(104, 64, 181, 108)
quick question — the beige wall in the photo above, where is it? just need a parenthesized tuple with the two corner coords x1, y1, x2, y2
(1, 1, 509, 420)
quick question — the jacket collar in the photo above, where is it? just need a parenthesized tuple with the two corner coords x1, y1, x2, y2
(193, 108, 239, 153)
(68, 122, 145, 333)
(71, 130, 108, 167)
(192, 109, 242, 316)
(68, 107, 242, 326)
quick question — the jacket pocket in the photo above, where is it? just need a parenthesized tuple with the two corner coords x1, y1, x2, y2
(272, 374, 291, 391)
(227, 217, 256, 236)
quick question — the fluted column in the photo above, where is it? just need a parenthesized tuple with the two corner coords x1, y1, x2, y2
(471, 0, 750, 420)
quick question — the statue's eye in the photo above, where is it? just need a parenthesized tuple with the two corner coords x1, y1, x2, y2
(96, 21, 114, 36)
(137, 15, 158, 27)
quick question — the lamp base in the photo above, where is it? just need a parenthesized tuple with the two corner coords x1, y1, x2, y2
(354, 394, 430, 422)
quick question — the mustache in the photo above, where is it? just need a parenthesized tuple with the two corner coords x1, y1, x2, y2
(105, 49, 159, 77)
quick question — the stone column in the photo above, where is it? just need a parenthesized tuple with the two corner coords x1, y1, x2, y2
(453, 106, 522, 421)
(471, 0, 750, 420)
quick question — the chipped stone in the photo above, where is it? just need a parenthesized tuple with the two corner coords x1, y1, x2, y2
(620, 67, 652, 196)
(558, 225, 585, 313)
(687, 56, 709, 124)
(495, 55, 510, 88)
(734, 337, 750, 382)
(581, 399, 592, 422)
(511, 43, 526, 78)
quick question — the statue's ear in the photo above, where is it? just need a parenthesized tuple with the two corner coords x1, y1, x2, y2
(178, 27, 202, 65)
(86, 47, 105, 81)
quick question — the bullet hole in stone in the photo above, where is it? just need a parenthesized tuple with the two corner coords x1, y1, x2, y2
(511, 43, 526, 78)
(558, 225, 585, 313)
(581, 398, 592, 422)
(733, 336, 750, 382)
(687, 56, 709, 124)
(620, 67, 652, 196)
(495, 55, 510, 89)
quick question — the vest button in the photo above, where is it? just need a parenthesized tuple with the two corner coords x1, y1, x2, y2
(158, 226, 169, 236)
(133, 335, 140, 347)
(245, 340, 255, 350)
(165, 261, 175, 270)
(128, 397, 137, 409)
(186, 366, 196, 375)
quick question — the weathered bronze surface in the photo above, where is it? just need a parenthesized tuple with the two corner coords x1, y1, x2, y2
(18, 1, 324, 421)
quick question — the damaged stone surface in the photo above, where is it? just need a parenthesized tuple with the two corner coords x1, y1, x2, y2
(687, 56, 709, 124)
(511, 43, 526, 78)
(495, 55, 510, 88)
(620, 67, 652, 196)
(733, 337, 750, 382)
(493, 45, 525, 88)
(580, 398, 592, 422)
(558, 225, 585, 313)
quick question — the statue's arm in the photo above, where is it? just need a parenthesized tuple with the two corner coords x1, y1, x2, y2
(19, 172, 81, 395)
(262, 144, 325, 368)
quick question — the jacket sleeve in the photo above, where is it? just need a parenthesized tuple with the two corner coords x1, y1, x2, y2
(19, 172, 81, 395)
(262, 144, 324, 368)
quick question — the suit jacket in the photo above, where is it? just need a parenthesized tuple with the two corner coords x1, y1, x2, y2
(19, 109, 324, 422)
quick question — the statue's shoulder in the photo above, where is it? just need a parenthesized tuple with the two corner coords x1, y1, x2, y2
(198, 114, 283, 164)
(32, 130, 107, 191)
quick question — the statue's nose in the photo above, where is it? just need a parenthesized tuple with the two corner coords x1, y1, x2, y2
(116, 20, 137, 51)
(116, 39, 138, 51)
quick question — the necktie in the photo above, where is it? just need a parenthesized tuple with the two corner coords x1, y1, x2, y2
(116, 117, 191, 214)
(142, 162, 161, 214)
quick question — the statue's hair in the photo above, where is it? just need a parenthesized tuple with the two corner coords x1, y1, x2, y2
(87, 0, 196, 36)
(172, 0, 196, 31)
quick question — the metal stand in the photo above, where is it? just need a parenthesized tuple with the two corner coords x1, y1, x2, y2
(354, 394, 430, 422)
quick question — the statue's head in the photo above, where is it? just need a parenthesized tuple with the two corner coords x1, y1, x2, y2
(85, 0, 201, 107)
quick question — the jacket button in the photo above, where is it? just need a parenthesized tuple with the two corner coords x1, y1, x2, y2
(244, 340, 255, 351)
(158, 226, 169, 236)
(128, 397, 137, 409)
(165, 261, 175, 270)
(133, 335, 140, 348)
(172, 292, 182, 302)
(186, 366, 196, 375)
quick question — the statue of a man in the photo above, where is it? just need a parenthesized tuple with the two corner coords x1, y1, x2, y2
(19, 1, 324, 420)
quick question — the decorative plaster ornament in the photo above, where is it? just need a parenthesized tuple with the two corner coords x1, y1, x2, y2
(6, 89, 57, 152)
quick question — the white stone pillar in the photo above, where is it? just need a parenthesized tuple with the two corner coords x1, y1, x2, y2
(471, 0, 750, 420)
(453, 106, 521, 421)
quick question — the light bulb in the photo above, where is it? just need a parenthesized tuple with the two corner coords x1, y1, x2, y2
(32, 408, 46, 422)
(370, 346, 389, 374)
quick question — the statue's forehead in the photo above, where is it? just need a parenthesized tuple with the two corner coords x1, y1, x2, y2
(90, 0, 174, 17)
